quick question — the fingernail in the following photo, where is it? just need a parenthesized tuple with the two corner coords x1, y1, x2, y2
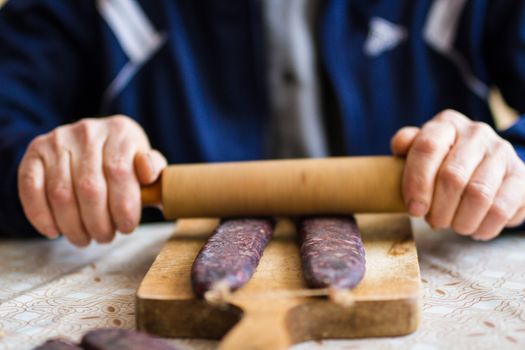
(471, 234, 484, 241)
(408, 200, 428, 217)
(45, 227, 60, 239)
(119, 220, 135, 233)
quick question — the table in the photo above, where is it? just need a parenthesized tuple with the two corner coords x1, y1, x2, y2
(0, 219, 524, 350)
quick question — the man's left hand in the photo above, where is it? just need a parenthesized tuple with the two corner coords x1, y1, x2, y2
(391, 109, 525, 240)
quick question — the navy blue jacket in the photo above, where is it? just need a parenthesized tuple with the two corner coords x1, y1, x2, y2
(1, 0, 525, 237)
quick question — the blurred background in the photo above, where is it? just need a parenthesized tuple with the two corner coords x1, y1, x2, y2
(0, 0, 517, 131)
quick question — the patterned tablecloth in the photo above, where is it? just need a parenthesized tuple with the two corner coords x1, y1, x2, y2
(0, 219, 524, 350)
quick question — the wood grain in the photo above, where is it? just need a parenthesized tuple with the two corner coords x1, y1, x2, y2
(136, 214, 421, 350)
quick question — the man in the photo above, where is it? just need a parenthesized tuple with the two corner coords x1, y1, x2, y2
(1, 0, 525, 246)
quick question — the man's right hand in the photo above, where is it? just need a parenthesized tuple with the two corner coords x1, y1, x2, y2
(18, 115, 167, 246)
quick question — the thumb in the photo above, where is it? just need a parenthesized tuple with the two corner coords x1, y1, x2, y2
(391, 126, 420, 156)
(134, 149, 167, 185)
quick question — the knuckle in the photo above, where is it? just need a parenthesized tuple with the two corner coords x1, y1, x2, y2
(73, 119, 97, 143)
(421, 120, 440, 130)
(48, 183, 73, 205)
(436, 109, 464, 122)
(77, 177, 104, 201)
(104, 159, 132, 180)
(109, 115, 133, 129)
(440, 164, 468, 189)
(464, 181, 494, 206)
(47, 129, 64, 153)
(412, 136, 440, 155)
(470, 121, 493, 136)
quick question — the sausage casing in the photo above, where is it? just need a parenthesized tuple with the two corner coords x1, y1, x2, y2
(191, 218, 274, 298)
(299, 216, 366, 289)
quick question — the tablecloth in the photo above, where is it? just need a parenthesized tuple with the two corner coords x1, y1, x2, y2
(0, 219, 524, 350)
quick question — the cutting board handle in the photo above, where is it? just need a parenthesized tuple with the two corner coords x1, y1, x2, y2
(218, 301, 295, 350)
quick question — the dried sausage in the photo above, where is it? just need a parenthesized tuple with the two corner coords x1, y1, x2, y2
(299, 216, 366, 289)
(32, 339, 82, 350)
(81, 328, 178, 350)
(191, 218, 274, 298)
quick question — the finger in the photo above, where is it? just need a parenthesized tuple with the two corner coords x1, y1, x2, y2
(134, 149, 167, 185)
(403, 121, 456, 217)
(507, 206, 525, 227)
(391, 127, 420, 156)
(103, 139, 142, 234)
(72, 141, 115, 244)
(18, 154, 59, 238)
(451, 153, 506, 235)
(507, 159, 525, 227)
(427, 126, 490, 229)
(46, 150, 91, 247)
(434, 109, 471, 129)
(472, 174, 523, 241)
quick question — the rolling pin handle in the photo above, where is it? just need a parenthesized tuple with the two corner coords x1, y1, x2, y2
(141, 178, 162, 207)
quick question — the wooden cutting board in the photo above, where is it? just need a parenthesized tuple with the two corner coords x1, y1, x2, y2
(136, 214, 422, 349)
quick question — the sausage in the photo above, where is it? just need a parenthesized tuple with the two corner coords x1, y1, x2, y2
(191, 218, 274, 298)
(81, 328, 178, 350)
(32, 339, 83, 350)
(299, 216, 366, 289)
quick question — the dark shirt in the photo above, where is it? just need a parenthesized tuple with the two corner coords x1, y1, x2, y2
(1, 0, 525, 236)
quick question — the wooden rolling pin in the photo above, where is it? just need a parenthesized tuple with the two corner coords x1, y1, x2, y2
(140, 156, 406, 219)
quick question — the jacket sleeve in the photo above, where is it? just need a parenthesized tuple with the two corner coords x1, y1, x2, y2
(0, 0, 101, 237)
(485, 0, 525, 161)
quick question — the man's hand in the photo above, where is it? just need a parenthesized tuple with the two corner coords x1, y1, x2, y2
(391, 109, 525, 240)
(18, 116, 167, 246)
